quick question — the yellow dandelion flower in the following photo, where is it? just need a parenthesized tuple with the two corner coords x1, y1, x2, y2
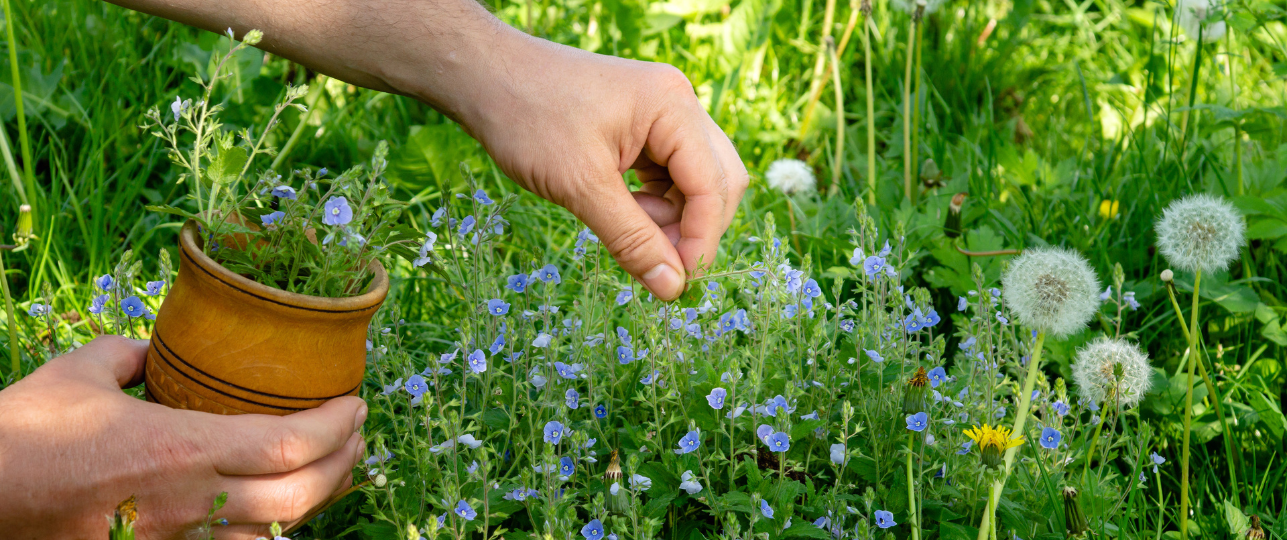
(963, 424, 1024, 469)
(1098, 199, 1120, 220)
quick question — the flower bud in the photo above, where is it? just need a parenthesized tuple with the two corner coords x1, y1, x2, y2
(13, 204, 32, 246)
(902, 367, 930, 414)
(374, 473, 388, 487)
(1247, 515, 1265, 540)
(1161, 269, 1173, 282)
(1063, 487, 1089, 537)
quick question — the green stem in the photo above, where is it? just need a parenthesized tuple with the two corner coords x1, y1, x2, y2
(910, 19, 923, 192)
(907, 430, 919, 540)
(1, 0, 36, 213)
(0, 249, 18, 379)
(863, 5, 876, 205)
(829, 39, 845, 196)
(1080, 403, 1107, 483)
(902, 16, 915, 202)
(1179, 270, 1201, 540)
(977, 331, 1047, 540)
(1178, 27, 1204, 162)
(1164, 280, 1240, 506)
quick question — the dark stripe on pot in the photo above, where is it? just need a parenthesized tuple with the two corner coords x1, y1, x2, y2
(180, 247, 380, 315)
(149, 341, 310, 412)
(153, 332, 360, 402)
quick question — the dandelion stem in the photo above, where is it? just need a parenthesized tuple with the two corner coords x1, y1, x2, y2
(906, 430, 920, 540)
(910, 18, 923, 189)
(1178, 25, 1204, 163)
(1080, 399, 1107, 483)
(1164, 279, 1240, 506)
(1, 0, 36, 216)
(1179, 269, 1201, 540)
(977, 331, 1046, 540)
(0, 248, 19, 379)
(828, 38, 845, 196)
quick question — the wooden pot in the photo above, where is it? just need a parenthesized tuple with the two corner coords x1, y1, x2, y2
(145, 220, 387, 415)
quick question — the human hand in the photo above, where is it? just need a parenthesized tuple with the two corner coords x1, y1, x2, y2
(0, 336, 367, 539)
(429, 28, 749, 301)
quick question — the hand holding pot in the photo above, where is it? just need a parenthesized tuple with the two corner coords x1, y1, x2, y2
(0, 336, 367, 539)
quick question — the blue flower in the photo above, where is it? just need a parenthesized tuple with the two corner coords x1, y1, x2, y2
(959, 336, 977, 351)
(27, 303, 51, 317)
(594, 404, 607, 418)
(565, 388, 580, 409)
(261, 211, 285, 227)
(616, 346, 634, 364)
(849, 247, 865, 265)
(874, 510, 897, 529)
(830, 443, 846, 465)
(756, 424, 774, 444)
(839, 319, 855, 332)
(458, 215, 477, 237)
(925, 309, 941, 327)
(906, 412, 928, 432)
(553, 362, 576, 380)
(927, 367, 947, 388)
(94, 274, 114, 291)
(467, 350, 487, 373)
(559, 456, 576, 476)
(506, 273, 529, 293)
(616, 326, 632, 345)
(431, 207, 447, 227)
(783, 304, 798, 318)
(615, 290, 633, 305)
(581, 520, 605, 540)
(119, 296, 146, 318)
(706, 388, 727, 409)
(488, 333, 505, 355)
(862, 256, 886, 276)
(405, 375, 427, 396)
(996, 312, 1009, 325)
(486, 299, 510, 316)
(144, 281, 165, 296)
(536, 264, 561, 284)
(454, 500, 477, 521)
(322, 196, 353, 226)
(767, 432, 791, 453)
(1124, 291, 1140, 310)
(474, 189, 494, 205)
(764, 395, 789, 417)
(1150, 452, 1166, 473)
(88, 294, 108, 315)
(958, 296, 968, 311)
(760, 499, 774, 519)
(640, 370, 659, 385)
(956, 441, 973, 455)
(271, 185, 297, 199)
(864, 349, 884, 363)
(1039, 427, 1061, 449)
(532, 333, 553, 347)
(575, 228, 599, 247)
(1052, 400, 1070, 416)
(543, 421, 565, 444)
(802, 279, 822, 298)
(675, 430, 701, 454)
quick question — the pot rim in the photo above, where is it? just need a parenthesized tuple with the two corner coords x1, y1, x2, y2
(179, 220, 388, 311)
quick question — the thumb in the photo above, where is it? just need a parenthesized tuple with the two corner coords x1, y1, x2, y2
(571, 174, 687, 301)
(62, 335, 149, 389)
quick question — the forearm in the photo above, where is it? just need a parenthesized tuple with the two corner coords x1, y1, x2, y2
(105, 0, 521, 127)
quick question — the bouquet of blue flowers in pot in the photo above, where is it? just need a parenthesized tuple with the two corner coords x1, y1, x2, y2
(136, 29, 419, 416)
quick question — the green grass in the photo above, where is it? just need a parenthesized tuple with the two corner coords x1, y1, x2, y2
(1, 0, 1285, 536)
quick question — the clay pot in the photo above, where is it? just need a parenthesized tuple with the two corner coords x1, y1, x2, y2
(145, 220, 387, 415)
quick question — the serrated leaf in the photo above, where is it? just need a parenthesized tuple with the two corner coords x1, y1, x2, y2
(1223, 499, 1251, 536)
(206, 145, 248, 185)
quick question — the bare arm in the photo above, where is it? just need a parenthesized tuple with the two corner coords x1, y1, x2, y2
(108, 0, 749, 300)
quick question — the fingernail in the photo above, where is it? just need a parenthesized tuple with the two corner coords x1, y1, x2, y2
(355, 404, 368, 432)
(642, 263, 683, 300)
(355, 437, 366, 463)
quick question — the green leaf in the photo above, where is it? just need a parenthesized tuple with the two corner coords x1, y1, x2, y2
(1223, 499, 1251, 536)
(145, 204, 199, 221)
(938, 521, 979, 540)
(206, 145, 248, 185)
(782, 521, 832, 539)
(1248, 390, 1287, 440)
(1246, 219, 1287, 240)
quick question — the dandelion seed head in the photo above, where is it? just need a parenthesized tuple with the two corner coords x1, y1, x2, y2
(1155, 194, 1244, 273)
(1071, 337, 1153, 409)
(1001, 246, 1100, 337)
(765, 159, 815, 195)
(1175, 0, 1226, 42)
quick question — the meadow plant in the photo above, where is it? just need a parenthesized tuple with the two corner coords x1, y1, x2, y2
(140, 29, 414, 298)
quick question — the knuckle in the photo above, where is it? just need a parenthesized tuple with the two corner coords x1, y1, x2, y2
(270, 481, 312, 523)
(89, 334, 135, 357)
(608, 225, 656, 268)
(266, 425, 308, 472)
(652, 64, 694, 96)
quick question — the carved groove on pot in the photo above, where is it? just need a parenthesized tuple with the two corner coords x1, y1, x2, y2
(145, 221, 388, 415)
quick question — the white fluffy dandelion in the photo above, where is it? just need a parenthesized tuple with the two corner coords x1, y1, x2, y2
(765, 159, 815, 195)
(1072, 337, 1153, 409)
(891, 0, 947, 14)
(1175, 0, 1226, 43)
(1155, 193, 1244, 273)
(1001, 247, 1101, 337)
